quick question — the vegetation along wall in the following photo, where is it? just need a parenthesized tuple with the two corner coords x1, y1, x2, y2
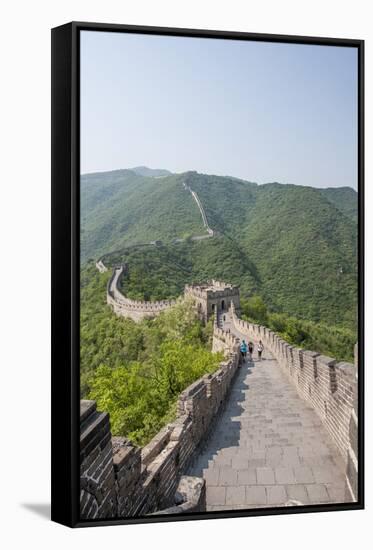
(80, 324, 240, 519)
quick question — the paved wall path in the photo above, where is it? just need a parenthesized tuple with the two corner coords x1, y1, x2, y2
(183, 182, 214, 237)
(188, 314, 347, 510)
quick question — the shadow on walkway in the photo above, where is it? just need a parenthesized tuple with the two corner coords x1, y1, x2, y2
(188, 359, 254, 476)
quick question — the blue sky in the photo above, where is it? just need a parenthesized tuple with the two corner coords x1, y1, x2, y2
(81, 31, 358, 189)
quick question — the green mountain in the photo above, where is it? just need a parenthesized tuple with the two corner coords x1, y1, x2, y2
(80, 170, 204, 261)
(131, 166, 172, 178)
(80, 168, 358, 331)
(320, 187, 358, 222)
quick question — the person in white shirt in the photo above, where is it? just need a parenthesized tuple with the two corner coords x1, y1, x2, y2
(257, 340, 264, 361)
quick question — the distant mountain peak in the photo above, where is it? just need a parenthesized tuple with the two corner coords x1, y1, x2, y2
(131, 166, 172, 178)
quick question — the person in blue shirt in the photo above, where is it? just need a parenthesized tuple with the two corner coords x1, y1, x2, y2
(240, 339, 248, 362)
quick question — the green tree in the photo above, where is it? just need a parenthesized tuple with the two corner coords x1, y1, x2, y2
(241, 295, 268, 324)
(82, 270, 224, 446)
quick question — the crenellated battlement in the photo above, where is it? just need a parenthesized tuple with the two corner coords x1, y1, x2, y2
(107, 265, 179, 321)
(106, 264, 241, 323)
(212, 314, 240, 354)
(229, 303, 358, 501)
(185, 280, 240, 322)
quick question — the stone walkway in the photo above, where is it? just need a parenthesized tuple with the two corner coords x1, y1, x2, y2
(188, 318, 347, 511)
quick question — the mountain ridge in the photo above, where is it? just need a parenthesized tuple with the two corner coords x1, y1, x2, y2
(80, 167, 357, 331)
(81, 166, 356, 192)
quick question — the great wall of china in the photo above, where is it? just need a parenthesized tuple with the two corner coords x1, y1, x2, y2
(95, 183, 214, 276)
(103, 260, 241, 323)
(228, 304, 358, 503)
(106, 264, 180, 322)
(183, 182, 214, 238)
(81, 264, 358, 518)
(82, 182, 358, 517)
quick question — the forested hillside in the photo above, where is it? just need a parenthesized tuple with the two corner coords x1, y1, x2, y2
(80, 263, 221, 445)
(81, 167, 357, 333)
(80, 170, 204, 262)
(320, 187, 358, 222)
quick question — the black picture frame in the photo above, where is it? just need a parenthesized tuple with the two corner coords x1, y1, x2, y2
(51, 21, 365, 528)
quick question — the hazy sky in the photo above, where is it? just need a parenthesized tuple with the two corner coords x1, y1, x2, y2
(81, 31, 358, 189)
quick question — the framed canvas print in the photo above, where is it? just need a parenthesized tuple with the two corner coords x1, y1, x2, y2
(51, 22, 364, 527)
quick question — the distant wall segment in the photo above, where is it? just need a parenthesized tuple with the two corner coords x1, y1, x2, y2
(183, 182, 214, 237)
(106, 263, 240, 324)
(95, 260, 108, 273)
(107, 264, 178, 321)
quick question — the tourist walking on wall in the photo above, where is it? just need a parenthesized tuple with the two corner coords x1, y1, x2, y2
(257, 340, 264, 361)
(248, 341, 254, 360)
(240, 340, 247, 363)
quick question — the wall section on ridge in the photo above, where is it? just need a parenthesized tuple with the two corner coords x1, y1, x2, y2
(107, 264, 178, 322)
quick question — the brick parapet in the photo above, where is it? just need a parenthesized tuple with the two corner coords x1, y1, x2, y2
(230, 308, 358, 481)
(344, 344, 359, 501)
(107, 265, 178, 321)
(150, 476, 206, 515)
(80, 401, 117, 519)
(212, 319, 240, 355)
(107, 263, 240, 323)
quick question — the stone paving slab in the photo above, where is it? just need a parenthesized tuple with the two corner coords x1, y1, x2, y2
(188, 317, 348, 511)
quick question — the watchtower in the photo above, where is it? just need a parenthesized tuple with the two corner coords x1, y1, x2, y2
(184, 280, 240, 322)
